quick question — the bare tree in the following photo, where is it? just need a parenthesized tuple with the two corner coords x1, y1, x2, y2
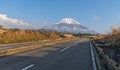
(112, 28, 118, 34)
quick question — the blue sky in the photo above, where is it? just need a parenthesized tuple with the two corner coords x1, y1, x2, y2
(0, 0, 120, 32)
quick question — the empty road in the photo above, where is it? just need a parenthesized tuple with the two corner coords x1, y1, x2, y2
(0, 38, 96, 70)
(0, 40, 60, 50)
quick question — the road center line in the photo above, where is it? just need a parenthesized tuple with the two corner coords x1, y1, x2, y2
(90, 41, 97, 70)
(60, 46, 71, 52)
(22, 64, 34, 70)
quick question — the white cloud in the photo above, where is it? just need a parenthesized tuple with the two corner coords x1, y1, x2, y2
(93, 16, 103, 21)
(0, 13, 30, 29)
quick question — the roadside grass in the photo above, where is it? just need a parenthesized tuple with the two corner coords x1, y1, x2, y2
(0, 29, 62, 44)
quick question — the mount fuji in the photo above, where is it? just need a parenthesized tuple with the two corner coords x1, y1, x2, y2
(41, 18, 97, 34)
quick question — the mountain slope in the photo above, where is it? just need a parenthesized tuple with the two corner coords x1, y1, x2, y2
(42, 18, 97, 34)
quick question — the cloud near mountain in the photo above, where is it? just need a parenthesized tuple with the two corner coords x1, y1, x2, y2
(0, 14, 30, 28)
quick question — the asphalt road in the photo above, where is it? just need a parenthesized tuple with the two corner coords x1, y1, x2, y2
(0, 38, 95, 70)
(0, 40, 60, 50)
(0, 41, 43, 50)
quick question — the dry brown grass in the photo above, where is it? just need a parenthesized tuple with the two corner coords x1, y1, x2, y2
(95, 32, 120, 48)
(0, 29, 62, 44)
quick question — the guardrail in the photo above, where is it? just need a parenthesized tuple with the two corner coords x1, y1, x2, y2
(0, 38, 78, 57)
(91, 39, 120, 70)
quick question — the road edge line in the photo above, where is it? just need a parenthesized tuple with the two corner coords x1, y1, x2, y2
(90, 40, 97, 70)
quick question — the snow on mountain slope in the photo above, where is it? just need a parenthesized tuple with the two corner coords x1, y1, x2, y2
(42, 18, 97, 34)
(56, 18, 80, 25)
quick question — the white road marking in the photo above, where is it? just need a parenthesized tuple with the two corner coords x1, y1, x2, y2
(60, 46, 71, 52)
(22, 64, 34, 70)
(90, 41, 97, 70)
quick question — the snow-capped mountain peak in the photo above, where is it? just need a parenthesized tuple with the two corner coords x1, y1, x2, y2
(41, 18, 97, 34)
(56, 18, 80, 25)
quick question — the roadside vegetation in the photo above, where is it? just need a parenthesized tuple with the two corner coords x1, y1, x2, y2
(94, 29, 120, 68)
(95, 29, 120, 49)
(0, 28, 63, 44)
